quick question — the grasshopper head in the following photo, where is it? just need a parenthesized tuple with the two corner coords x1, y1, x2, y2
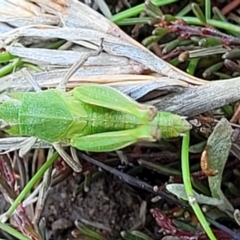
(155, 112, 192, 139)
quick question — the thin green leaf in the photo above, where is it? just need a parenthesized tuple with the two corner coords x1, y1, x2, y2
(205, 0, 211, 20)
(182, 131, 217, 240)
(166, 183, 223, 205)
(207, 118, 234, 215)
(110, 0, 178, 23)
(192, 3, 206, 25)
(5, 152, 59, 217)
(0, 221, 30, 240)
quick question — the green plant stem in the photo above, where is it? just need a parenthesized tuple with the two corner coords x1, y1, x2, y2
(0, 59, 23, 77)
(176, 3, 191, 17)
(116, 15, 240, 35)
(181, 17, 240, 34)
(187, 58, 200, 75)
(0, 221, 30, 240)
(205, 0, 211, 20)
(0, 52, 17, 63)
(113, 17, 152, 25)
(6, 152, 59, 216)
(181, 131, 217, 240)
(192, 3, 206, 25)
(110, 0, 178, 23)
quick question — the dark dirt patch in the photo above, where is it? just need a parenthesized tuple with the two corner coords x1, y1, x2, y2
(42, 173, 145, 240)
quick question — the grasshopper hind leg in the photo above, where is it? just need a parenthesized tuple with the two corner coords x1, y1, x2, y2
(71, 85, 157, 122)
(70, 125, 161, 152)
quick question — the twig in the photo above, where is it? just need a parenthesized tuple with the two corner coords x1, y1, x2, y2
(221, 0, 240, 15)
(164, 20, 240, 45)
(78, 152, 187, 206)
(151, 77, 240, 117)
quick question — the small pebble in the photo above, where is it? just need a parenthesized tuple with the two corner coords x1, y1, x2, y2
(51, 218, 73, 232)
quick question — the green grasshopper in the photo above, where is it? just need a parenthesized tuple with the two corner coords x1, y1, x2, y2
(0, 84, 191, 171)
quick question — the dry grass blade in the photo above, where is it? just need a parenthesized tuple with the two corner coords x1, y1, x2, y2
(0, 1, 240, 122)
(0, 0, 207, 89)
(2, 0, 240, 119)
(206, 118, 233, 216)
